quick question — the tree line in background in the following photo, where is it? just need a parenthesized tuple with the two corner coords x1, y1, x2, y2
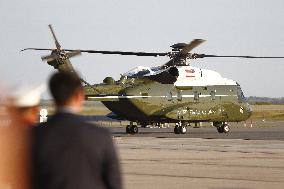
(247, 96, 284, 105)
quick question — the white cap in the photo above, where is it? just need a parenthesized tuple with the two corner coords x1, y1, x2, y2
(8, 84, 46, 107)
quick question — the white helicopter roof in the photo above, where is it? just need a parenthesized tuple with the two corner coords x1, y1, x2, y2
(123, 65, 237, 87)
(175, 66, 237, 87)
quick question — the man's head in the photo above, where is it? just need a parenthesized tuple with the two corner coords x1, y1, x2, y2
(49, 71, 84, 112)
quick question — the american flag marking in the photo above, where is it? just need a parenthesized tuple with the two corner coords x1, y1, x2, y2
(185, 69, 195, 78)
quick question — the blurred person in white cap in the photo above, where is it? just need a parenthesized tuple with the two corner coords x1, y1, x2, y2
(0, 83, 44, 189)
(7, 84, 45, 127)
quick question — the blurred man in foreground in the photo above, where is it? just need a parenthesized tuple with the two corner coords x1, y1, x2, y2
(32, 71, 122, 189)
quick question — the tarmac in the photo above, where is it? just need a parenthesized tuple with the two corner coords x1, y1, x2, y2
(105, 121, 284, 189)
(108, 120, 284, 140)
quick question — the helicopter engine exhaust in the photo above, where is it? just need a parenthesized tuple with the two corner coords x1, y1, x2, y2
(168, 67, 179, 77)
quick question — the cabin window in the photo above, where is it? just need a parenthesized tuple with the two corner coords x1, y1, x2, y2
(166, 91, 173, 101)
(194, 91, 199, 101)
(177, 90, 182, 101)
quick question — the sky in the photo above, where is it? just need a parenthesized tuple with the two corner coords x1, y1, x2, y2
(1, 0, 284, 98)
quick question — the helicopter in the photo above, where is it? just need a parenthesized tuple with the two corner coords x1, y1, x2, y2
(22, 25, 284, 134)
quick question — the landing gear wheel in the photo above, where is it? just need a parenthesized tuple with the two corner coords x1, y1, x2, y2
(223, 124, 230, 133)
(179, 126, 187, 134)
(216, 123, 230, 133)
(174, 124, 187, 134)
(126, 122, 139, 134)
(174, 126, 180, 134)
(217, 126, 224, 133)
(131, 125, 139, 134)
(126, 125, 131, 134)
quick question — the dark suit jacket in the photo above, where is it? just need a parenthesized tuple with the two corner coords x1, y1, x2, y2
(32, 112, 122, 189)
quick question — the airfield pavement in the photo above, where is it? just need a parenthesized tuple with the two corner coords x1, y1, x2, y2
(47, 102, 284, 188)
(103, 122, 284, 189)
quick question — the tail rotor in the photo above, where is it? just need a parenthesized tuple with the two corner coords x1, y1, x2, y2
(48, 24, 61, 50)
(38, 25, 81, 71)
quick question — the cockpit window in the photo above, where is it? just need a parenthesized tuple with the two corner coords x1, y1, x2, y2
(150, 66, 160, 72)
(123, 66, 163, 78)
(131, 69, 150, 77)
(123, 66, 152, 77)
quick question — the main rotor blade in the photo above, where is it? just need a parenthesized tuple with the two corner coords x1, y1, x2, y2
(20, 48, 168, 57)
(48, 24, 61, 50)
(196, 54, 284, 59)
(70, 49, 168, 57)
(178, 39, 205, 56)
(21, 48, 55, 52)
(22, 48, 284, 59)
(66, 50, 81, 58)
